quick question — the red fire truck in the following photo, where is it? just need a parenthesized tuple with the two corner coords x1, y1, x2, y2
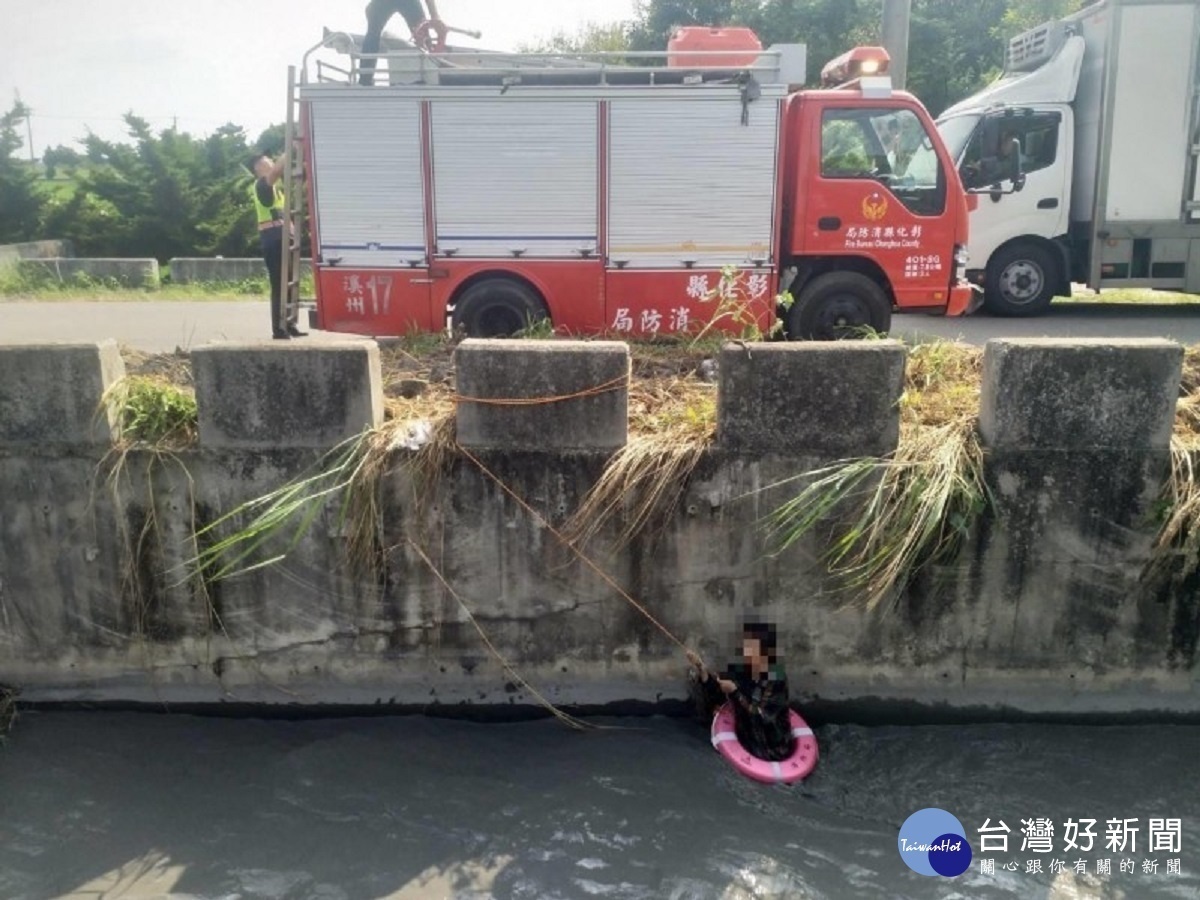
(285, 29, 974, 340)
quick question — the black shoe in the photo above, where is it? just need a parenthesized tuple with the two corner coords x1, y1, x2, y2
(286, 326, 308, 338)
(272, 330, 290, 340)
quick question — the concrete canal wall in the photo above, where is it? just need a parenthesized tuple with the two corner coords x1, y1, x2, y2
(0, 337, 1196, 719)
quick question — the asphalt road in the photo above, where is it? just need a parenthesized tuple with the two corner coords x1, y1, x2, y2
(4, 299, 1200, 352)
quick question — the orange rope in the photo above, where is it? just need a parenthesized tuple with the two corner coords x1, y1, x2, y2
(457, 444, 692, 657)
(453, 375, 629, 407)
(407, 538, 594, 730)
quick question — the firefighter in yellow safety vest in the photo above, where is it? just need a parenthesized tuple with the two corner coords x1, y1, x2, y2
(250, 155, 304, 340)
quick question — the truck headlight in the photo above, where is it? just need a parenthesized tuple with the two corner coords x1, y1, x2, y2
(953, 244, 969, 282)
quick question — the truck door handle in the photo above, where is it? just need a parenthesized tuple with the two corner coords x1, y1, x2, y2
(1037, 198, 1059, 210)
(818, 216, 842, 231)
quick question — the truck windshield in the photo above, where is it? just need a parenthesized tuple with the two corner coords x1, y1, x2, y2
(820, 107, 947, 216)
(935, 115, 981, 164)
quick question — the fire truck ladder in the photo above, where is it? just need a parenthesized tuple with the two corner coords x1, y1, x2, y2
(280, 65, 306, 329)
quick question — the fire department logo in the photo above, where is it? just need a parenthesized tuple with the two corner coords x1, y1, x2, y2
(862, 192, 889, 222)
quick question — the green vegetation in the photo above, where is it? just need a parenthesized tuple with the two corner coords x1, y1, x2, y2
(0, 106, 288, 263)
(762, 340, 988, 610)
(626, 1, 1088, 116)
(0, 260, 314, 301)
(106, 376, 199, 448)
(1057, 288, 1199, 306)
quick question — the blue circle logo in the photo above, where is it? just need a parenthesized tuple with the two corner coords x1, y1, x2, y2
(898, 808, 972, 878)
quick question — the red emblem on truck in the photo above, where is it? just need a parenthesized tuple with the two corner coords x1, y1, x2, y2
(863, 192, 889, 222)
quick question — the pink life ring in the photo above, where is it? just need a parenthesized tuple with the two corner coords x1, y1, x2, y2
(710, 701, 818, 784)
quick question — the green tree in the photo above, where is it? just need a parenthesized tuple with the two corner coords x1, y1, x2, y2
(253, 123, 286, 158)
(906, 0, 1010, 116)
(624, 0, 1046, 111)
(42, 144, 83, 180)
(628, 0, 738, 51)
(42, 114, 260, 259)
(0, 101, 44, 244)
(996, 0, 1086, 39)
(521, 21, 632, 54)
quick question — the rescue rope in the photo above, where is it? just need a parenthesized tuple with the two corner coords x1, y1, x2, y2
(456, 443, 694, 658)
(453, 375, 629, 407)
(407, 538, 596, 731)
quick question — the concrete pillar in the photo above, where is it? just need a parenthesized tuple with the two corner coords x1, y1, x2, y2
(0, 341, 125, 447)
(980, 338, 1181, 452)
(455, 340, 630, 451)
(191, 343, 384, 449)
(717, 341, 907, 457)
(977, 338, 1185, 671)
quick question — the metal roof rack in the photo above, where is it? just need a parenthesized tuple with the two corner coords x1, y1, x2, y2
(301, 29, 806, 88)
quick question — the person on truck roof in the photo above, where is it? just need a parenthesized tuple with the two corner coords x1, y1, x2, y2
(359, 0, 429, 86)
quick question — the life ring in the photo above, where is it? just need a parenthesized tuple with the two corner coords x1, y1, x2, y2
(710, 701, 818, 784)
(412, 19, 449, 53)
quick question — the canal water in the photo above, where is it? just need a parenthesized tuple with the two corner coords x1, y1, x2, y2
(0, 711, 1197, 899)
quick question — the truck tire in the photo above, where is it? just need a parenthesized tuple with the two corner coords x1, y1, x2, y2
(787, 272, 892, 340)
(451, 278, 549, 338)
(983, 243, 1059, 317)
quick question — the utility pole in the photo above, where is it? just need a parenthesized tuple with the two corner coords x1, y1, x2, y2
(880, 0, 912, 90)
(14, 88, 35, 162)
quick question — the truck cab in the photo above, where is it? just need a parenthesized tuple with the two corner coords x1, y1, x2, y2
(781, 50, 973, 337)
(939, 0, 1200, 316)
(291, 34, 973, 340)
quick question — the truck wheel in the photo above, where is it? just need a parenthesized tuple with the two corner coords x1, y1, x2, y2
(984, 244, 1059, 317)
(451, 278, 549, 338)
(787, 272, 891, 340)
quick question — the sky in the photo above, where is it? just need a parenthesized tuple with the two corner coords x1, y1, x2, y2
(0, 0, 639, 157)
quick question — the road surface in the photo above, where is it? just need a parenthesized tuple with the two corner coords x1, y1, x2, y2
(4, 299, 1200, 352)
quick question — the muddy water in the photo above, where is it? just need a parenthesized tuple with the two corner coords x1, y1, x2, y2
(0, 712, 1197, 899)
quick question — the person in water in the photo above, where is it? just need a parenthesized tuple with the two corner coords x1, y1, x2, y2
(686, 621, 795, 762)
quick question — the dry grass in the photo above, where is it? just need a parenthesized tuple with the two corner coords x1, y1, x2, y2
(766, 416, 988, 611)
(121, 336, 1200, 602)
(563, 437, 708, 550)
(1174, 346, 1200, 440)
(121, 344, 194, 386)
(761, 339, 987, 610)
(563, 340, 719, 549)
(1145, 346, 1200, 583)
(901, 341, 982, 429)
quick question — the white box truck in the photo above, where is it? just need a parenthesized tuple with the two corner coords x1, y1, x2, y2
(935, 0, 1200, 315)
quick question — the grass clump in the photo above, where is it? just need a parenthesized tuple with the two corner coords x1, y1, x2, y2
(105, 376, 198, 448)
(1145, 346, 1200, 585)
(762, 340, 988, 611)
(766, 419, 989, 611)
(189, 415, 456, 585)
(1145, 438, 1200, 587)
(900, 341, 982, 428)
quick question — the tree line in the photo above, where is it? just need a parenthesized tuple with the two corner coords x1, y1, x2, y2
(0, 0, 1083, 260)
